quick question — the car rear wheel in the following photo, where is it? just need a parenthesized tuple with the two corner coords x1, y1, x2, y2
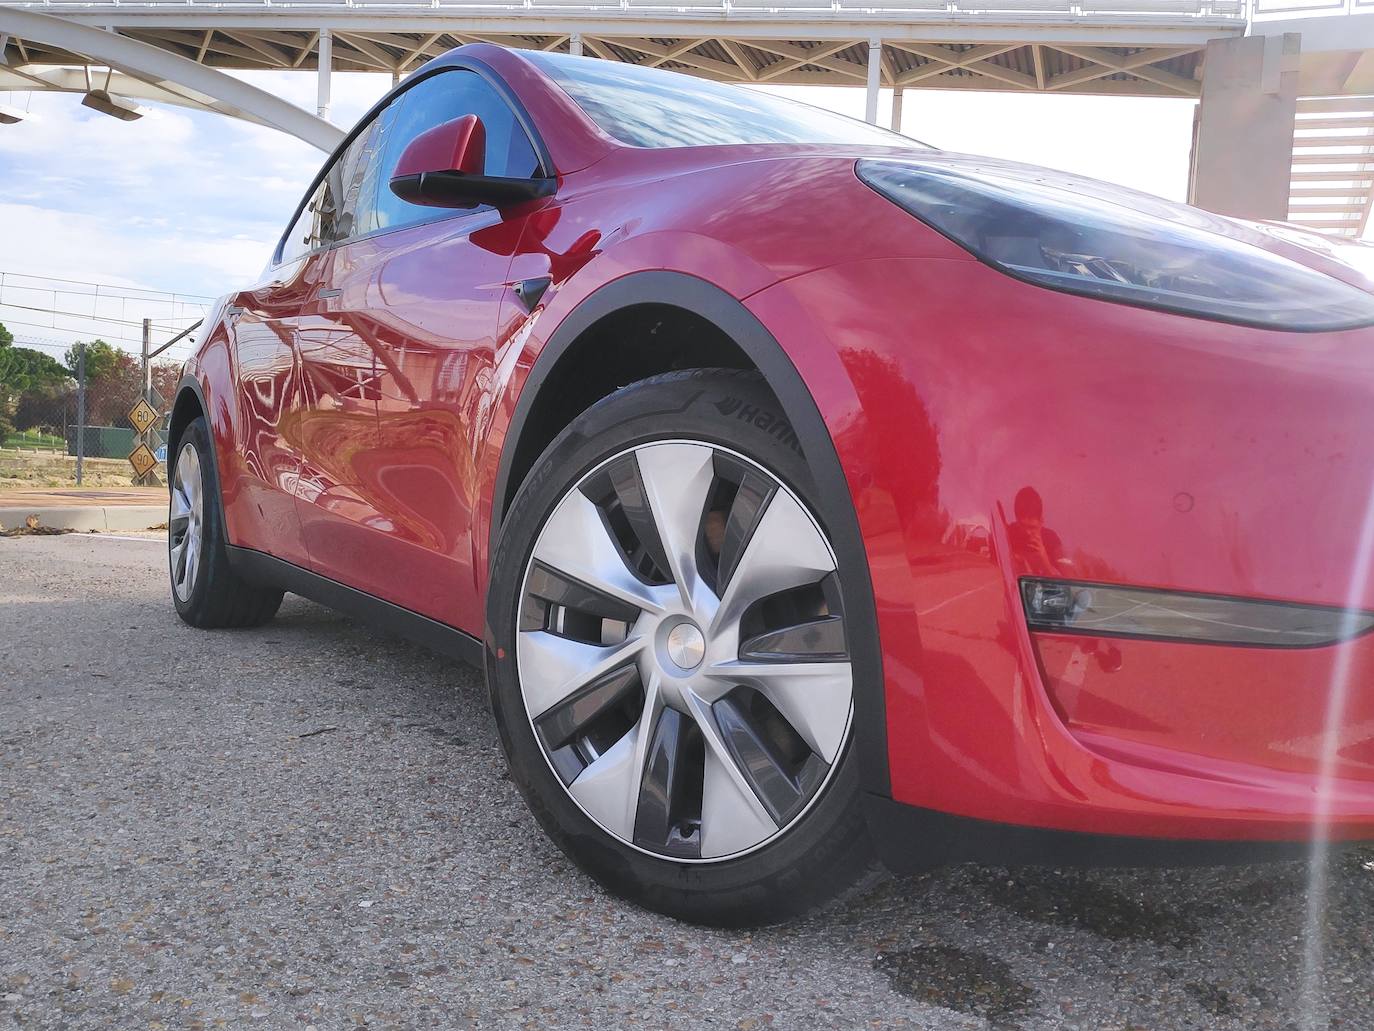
(487, 370, 875, 925)
(169, 416, 283, 629)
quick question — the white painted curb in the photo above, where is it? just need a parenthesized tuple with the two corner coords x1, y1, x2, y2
(0, 505, 166, 533)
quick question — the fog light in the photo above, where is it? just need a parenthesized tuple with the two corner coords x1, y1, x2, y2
(1025, 580, 1091, 623)
(1020, 578, 1374, 647)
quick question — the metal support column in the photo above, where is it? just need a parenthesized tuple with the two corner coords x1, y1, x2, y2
(866, 39, 882, 125)
(570, 33, 583, 57)
(317, 27, 332, 121)
(141, 317, 152, 405)
(890, 87, 904, 133)
(75, 342, 85, 487)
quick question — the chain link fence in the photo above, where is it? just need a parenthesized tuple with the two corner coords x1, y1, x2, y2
(1, 273, 209, 490)
(1, 338, 187, 490)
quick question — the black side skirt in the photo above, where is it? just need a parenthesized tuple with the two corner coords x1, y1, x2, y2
(864, 792, 1337, 871)
(226, 545, 484, 669)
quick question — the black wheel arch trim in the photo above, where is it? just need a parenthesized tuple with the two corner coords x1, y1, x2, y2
(170, 374, 230, 537)
(489, 270, 891, 799)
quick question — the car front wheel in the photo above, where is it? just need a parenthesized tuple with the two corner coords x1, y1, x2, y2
(169, 415, 283, 629)
(487, 370, 875, 926)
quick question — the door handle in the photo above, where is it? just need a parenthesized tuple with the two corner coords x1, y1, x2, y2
(318, 288, 342, 299)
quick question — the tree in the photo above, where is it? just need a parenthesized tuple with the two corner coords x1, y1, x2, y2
(1, 350, 68, 396)
(64, 338, 122, 383)
(57, 338, 145, 426)
(151, 360, 182, 410)
(0, 322, 72, 438)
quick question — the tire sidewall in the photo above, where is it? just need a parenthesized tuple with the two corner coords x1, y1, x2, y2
(170, 416, 222, 621)
(486, 371, 872, 925)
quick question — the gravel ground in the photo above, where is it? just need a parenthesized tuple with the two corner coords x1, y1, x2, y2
(2, 533, 1371, 1031)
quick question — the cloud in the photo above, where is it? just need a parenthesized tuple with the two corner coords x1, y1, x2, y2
(0, 200, 270, 351)
(0, 71, 404, 351)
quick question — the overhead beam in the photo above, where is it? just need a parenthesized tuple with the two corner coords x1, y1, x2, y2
(334, 31, 399, 72)
(0, 63, 274, 127)
(744, 39, 866, 83)
(1046, 44, 1199, 94)
(719, 39, 759, 81)
(608, 36, 754, 79)
(4, 10, 1244, 50)
(0, 8, 343, 150)
(220, 30, 295, 69)
(890, 42, 1022, 86)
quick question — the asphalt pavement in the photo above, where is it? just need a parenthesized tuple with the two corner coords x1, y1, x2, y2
(2, 532, 1371, 1030)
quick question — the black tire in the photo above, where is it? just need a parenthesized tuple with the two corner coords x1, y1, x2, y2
(486, 369, 876, 926)
(169, 416, 283, 629)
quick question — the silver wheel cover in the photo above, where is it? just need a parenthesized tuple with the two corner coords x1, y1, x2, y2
(516, 441, 854, 863)
(169, 441, 204, 603)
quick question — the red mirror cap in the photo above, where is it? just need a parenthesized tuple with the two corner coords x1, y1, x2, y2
(391, 114, 486, 180)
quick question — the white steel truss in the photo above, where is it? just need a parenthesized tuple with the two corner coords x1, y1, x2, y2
(0, 1, 1245, 105)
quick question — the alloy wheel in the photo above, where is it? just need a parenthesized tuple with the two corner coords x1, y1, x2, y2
(516, 440, 853, 862)
(169, 441, 204, 603)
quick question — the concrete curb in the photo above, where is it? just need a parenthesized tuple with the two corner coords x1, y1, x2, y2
(0, 505, 166, 533)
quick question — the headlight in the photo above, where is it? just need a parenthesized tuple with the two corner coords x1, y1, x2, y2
(857, 159, 1374, 332)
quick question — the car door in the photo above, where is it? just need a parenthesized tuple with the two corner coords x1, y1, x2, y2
(219, 192, 331, 570)
(315, 68, 546, 633)
(288, 106, 393, 585)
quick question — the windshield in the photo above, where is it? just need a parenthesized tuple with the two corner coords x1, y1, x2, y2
(525, 50, 929, 151)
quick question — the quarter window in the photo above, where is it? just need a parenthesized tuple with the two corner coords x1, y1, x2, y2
(279, 108, 391, 263)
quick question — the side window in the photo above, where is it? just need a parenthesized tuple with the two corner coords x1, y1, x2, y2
(278, 107, 393, 263)
(279, 184, 320, 264)
(367, 69, 539, 234)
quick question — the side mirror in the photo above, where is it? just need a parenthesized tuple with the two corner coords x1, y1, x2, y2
(388, 114, 554, 210)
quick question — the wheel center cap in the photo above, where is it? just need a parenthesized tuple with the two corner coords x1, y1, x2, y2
(665, 622, 706, 671)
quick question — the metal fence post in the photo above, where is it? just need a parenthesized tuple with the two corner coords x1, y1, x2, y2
(75, 341, 86, 486)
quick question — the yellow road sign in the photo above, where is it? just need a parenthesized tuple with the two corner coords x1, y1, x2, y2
(128, 443, 158, 478)
(128, 398, 158, 435)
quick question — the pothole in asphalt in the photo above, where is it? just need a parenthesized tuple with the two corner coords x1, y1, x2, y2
(874, 944, 1035, 1026)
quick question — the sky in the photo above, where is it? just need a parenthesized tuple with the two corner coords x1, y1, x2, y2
(0, 67, 1195, 356)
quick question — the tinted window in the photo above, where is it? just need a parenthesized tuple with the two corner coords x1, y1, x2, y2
(367, 69, 540, 233)
(279, 107, 392, 262)
(525, 51, 927, 151)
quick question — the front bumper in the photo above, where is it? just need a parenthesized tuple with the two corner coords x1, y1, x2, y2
(746, 254, 1374, 845)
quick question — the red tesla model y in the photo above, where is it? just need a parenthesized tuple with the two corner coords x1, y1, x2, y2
(167, 43, 1374, 924)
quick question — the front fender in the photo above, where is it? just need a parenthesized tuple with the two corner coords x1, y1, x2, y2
(481, 269, 892, 801)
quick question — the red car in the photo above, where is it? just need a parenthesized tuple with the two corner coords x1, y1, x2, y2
(167, 43, 1374, 925)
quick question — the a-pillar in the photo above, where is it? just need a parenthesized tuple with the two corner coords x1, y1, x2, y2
(1188, 33, 1300, 220)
